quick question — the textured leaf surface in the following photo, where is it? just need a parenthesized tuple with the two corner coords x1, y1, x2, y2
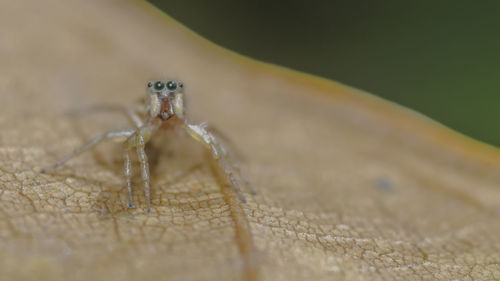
(1, 1, 500, 281)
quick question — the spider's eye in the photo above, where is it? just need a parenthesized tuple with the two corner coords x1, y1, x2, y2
(154, 81, 165, 91)
(147, 82, 153, 88)
(166, 81, 177, 91)
(178, 82, 183, 88)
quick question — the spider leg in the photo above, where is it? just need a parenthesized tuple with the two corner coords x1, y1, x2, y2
(73, 104, 144, 127)
(124, 147, 134, 208)
(202, 122, 247, 162)
(185, 124, 252, 203)
(40, 129, 134, 173)
(217, 143, 257, 196)
(197, 123, 256, 195)
(130, 128, 152, 213)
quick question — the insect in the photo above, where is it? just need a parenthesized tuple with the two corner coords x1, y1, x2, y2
(41, 80, 254, 213)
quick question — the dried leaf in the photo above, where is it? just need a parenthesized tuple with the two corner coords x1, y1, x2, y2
(1, 1, 499, 281)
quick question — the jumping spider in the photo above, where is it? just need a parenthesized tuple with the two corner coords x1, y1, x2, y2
(41, 80, 254, 213)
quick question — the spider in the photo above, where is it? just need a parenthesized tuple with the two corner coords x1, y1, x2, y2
(41, 80, 254, 213)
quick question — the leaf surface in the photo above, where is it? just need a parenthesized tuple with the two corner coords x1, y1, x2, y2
(0, 1, 500, 281)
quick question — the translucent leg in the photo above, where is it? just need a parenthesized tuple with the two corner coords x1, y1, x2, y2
(135, 132, 152, 213)
(41, 129, 134, 173)
(218, 143, 257, 196)
(124, 147, 134, 208)
(185, 123, 253, 202)
(213, 145, 247, 203)
(73, 104, 144, 128)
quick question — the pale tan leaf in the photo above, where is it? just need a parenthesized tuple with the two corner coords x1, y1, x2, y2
(1, 1, 499, 281)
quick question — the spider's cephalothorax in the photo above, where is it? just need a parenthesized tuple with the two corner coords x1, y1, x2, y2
(41, 80, 254, 213)
(146, 80, 185, 121)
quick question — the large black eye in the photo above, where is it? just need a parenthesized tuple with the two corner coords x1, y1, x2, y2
(147, 82, 153, 88)
(154, 81, 165, 91)
(166, 81, 177, 91)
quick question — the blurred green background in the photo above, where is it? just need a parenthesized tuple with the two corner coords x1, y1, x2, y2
(149, 0, 500, 146)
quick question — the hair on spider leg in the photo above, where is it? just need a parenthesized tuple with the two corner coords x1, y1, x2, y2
(40, 80, 254, 213)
